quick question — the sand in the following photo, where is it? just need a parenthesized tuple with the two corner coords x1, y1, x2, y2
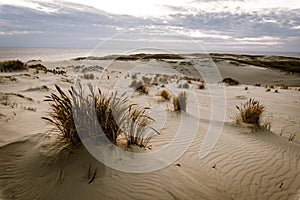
(0, 54, 300, 199)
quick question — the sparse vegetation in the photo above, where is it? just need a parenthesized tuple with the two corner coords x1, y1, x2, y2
(10, 77, 17, 81)
(0, 60, 27, 72)
(130, 80, 149, 94)
(23, 107, 37, 112)
(131, 73, 138, 80)
(82, 73, 94, 80)
(25, 85, 49, 92)
(130, 80, 143, 88)
(28, 63, 47, 71)
(172, 92, 188, 111)
(0, 92, 33, 101)
(280, 85, 288, 89)
(136, 85, 149, 95)
(184, 76, 201, 82)
(159, 89, 171, 100)
(142, 76, 152, 85)
(198, 82, 205, 89)
(222, 77, 240, 86)
(288, 134, 296, 141)
(235, 98, 265, 126)
(42, 85, 157, 149)
(179, 82, 189, 89)
(158, 76, 169, 84)
(47, 69, 66, 75)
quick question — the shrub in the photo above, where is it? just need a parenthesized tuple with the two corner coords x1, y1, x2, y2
(235, 98, 265, 125)
(172, 91, 187, 111)
(184, 76, 201, 82)
(198, 82, 205, 89)
(0, 60, 27, 72)
(130, 80, 149, 94)
(28, 63, 47, 71)
(42, 85, 157, 148)
(159, 89, 171, 100)
(222, 77, 240, 86)
(136, 85, 149, 95)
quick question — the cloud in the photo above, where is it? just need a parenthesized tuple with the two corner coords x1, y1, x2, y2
(0, 0, 299, 52)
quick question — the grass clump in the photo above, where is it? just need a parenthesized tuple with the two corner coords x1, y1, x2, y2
(136, 85, 149, 95)
(159, 89, 171, 100)
(172, 91, 187, 111)
(0, 60, 27, 72)
(235, 98, 265, 125)
(223, 77, 240, 86)
(42, 85, 157, 148)
(130, 80, 149, 94)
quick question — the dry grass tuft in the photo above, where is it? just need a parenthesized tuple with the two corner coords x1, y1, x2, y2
(159, 89, 171, 100)
(288, 134, 296, 141)
(42, 85, 157, 149)
(235, 98, 265, 125)
(136, 85, 149, 95)
(172, 91, 188, 111)
(42, 85, 81, 146)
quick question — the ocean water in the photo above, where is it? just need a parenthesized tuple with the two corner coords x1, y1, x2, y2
(0, 48, 299, 62)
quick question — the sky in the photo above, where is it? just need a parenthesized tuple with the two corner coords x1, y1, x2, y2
(0, 0, 299, 52)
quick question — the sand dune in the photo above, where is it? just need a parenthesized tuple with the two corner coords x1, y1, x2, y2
(0, 54, 299, 199)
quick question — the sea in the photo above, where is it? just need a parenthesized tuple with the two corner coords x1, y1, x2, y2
(0, 47, 299, 62)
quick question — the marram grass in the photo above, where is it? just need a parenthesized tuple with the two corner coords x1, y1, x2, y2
(42, 84, 158, 149)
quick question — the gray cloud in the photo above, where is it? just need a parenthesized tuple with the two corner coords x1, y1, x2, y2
(0, 1, 299, 52)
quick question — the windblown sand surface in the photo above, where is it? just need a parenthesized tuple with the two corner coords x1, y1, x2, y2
(0, 54, 299, 200)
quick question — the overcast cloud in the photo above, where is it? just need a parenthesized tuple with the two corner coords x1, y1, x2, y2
(0, 0, 299, 52)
